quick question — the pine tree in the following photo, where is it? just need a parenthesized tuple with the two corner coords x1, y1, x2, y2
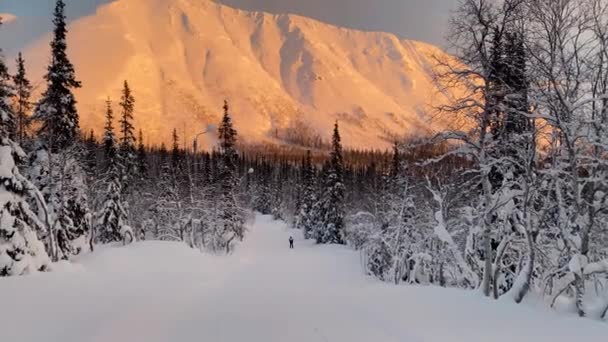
(96, 99, 127, 243)
(136, 129, 148, 180)
(216, 100, 244, 252)
(12, 53, 32, 144)
(84, 129, 97, 177)
(297, 150, 317, 239)
(102, 102, 116, 165)
(503, 31, 530, 137)
(32, 0, 81, 151)
(270, 167, 285, 220)
(153, 160, 183, 242)
(119, 80, 136, 190)
(0, 134, 51, 276)
(317, 122, 345, 244)
(0, 19, 51, 275)
(252, 166, 272, 215)
(19, 3, 90, 260)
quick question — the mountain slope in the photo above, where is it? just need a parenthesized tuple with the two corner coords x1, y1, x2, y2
(0, 13, 17, 24)
(18, 0, 454, 148)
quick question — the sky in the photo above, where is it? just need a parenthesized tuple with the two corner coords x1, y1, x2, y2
(1, 0, 458, 51)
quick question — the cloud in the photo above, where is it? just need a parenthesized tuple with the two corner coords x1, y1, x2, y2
(0, 13, 17, 25)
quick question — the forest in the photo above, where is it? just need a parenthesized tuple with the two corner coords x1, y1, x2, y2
(1, 0, 608, 321)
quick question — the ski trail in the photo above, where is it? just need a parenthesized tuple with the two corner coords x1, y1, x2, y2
(0, 214, 606, 342)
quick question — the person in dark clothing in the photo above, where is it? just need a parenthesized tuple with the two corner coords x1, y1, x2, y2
(289, 236, 294, 249)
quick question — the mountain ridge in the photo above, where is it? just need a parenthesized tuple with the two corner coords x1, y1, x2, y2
(11, 0, 455, 149)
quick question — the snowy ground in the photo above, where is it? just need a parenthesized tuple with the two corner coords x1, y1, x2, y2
(0, 214, 605, 342)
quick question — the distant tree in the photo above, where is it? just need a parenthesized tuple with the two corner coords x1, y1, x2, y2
(136, 129, 148, 179)
(316, 122, 345, 244)
(171, 128, 181, 170)
(296, 150, 317, 239)
(119, 80, 136, 190)
(12, 52, 32, 144)
(96, 99, 127, 243)
(83, 129, 97, 177)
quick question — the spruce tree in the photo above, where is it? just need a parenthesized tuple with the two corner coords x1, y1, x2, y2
(84, 129, 97, 177)
(298, 150, 317, 239)
(136, 129, 148, 180)
(216, 100, 244, 252)
(32, 0, 81, 151)
(0, 19, 51, 275)
(154, 160, 182, 242)
(0, 127, 51, 276)
(119, 80, 136, 188)
(26, 2, 92, 260)
(252, 166, 272, 215)
(503, 31, 530, 137)
(12, 53, 32, 144)
(96, 99, 127, 243)
(317, 122, 345, 244)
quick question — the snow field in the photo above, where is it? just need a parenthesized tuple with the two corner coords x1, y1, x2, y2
(0, 214, 605, 342)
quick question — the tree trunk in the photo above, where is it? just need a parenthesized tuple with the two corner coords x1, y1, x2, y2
(482, 233, 493, 297)
(574, 273, 586, 317)
(513, 229, 535, 304)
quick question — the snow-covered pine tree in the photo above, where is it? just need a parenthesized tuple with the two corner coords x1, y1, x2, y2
(26, 0, 91, 260)
(216, 100, 245, 252)
(118, 80, 136, 192)
(152, 160, 185, 242)
(297, 150, 317, 239)
(96, 99, 127, 243)
(136, 129, 148, 180)
(127, 129, 151, 241)
(12, 52, 32, 144)
(83, 129, 97, 177)
(0, 132, 52, 277)
(32, 0, 81, 151)
(0, 25, 51, 275)
(270, 166, 286, 220)
(317, 122, 345, 245)
(252, 165, 272, 215)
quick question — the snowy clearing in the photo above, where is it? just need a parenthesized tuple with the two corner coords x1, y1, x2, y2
(0, 214, 605, 342)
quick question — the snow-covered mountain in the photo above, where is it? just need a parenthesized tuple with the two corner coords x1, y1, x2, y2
(15, 0, 456, 148)
(0, 13, 17, 25)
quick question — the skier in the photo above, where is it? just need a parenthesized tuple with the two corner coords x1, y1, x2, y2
(289, 236, 294, 249)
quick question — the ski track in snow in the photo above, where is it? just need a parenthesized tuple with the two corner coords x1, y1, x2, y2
(0, 214, 606, 342)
